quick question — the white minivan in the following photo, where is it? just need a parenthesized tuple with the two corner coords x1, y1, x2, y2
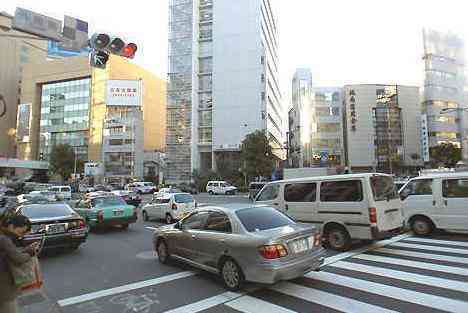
(254, 173, 404, 251)
(206, 181, 237, 195)
(142, 193, 196, 224)
(49, 185, 72, 200)
(400, 172, 468, 235)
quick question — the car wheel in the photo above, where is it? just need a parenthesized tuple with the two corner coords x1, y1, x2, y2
(142, 210, 149, 222)
(208, 190, 213, 195)
(326, 227, 351, 251)
(165, 214, 174, 224)
(411, 217, 433, 236)
(157, 240, 170, 264)
(220, 258, 244, 291)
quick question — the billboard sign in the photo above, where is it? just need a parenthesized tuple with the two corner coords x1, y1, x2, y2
(84, 162, 103, 176)
(106, 80, 141, 106)
(16, 103, 32, 143)
(48, 16, 90, 57)
(13, 8, 62, 41)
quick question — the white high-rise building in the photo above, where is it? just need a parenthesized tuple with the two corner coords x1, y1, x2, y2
(166, 0, 284, 183)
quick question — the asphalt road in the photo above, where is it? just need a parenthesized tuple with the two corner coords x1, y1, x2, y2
(18, 194, 468, 313)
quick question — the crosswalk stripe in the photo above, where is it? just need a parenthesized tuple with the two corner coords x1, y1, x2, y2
(390, 242, 468, 255)
(330, 261, 468, 293)
(352, 253, 468, 276)
(162, 291, 242, 313)
(305, 270, 468, 313)
(270, 281, 400, 313)
(376, 247, 468, 264)
(225, 295, 297, 313)
(403, 237, 468, 247)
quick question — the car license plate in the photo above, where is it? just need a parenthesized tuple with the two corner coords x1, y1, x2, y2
(292, 238, 309, 253)
(46, 224, 66, 234)
(114, 210, 124, 217)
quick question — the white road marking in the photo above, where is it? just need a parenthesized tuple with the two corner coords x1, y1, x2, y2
(162, 291, 242, 313)
(145, 226, 158, 231)
(376, 247, 468, 264)
(225, 295, 297, 313)
(390, 242, 468, 255)
(270, 282, 399, 313)
(320, 233, 412, 268)
(57, 271, 196, 307)
(403, 237, 468, 247)
(305, 270, 468, 313)
(352, 253, 468, 276)
(330, 261, 468, 293)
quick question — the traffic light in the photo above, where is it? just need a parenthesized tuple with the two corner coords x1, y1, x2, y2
(88, 33, 138, 68)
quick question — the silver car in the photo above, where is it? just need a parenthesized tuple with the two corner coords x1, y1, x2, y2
(152, 204, 325, 290)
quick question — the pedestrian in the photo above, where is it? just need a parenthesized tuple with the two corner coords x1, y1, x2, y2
(0, 215, 39, 313)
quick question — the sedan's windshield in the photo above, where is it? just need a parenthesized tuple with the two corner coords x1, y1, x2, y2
(91, 197, 126, 207)
(22, 204, 74, 219)
(174, 194, 194, 203)
(236, 206, 295, 232)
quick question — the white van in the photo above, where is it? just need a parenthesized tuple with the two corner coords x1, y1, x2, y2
(49, 185, 72, 200)
(400, 172, 468, 235)
(206, 181, 237, 195)
(126, 182, 155, 194)
(254, 173, 404, 251)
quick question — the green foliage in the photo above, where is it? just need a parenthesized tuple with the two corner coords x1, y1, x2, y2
(49, 144, 75, 181)
(429, 143, 461, 167)
(241, 130, 274, 182)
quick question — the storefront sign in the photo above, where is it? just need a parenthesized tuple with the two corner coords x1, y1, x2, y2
(107, 80, 141, 106)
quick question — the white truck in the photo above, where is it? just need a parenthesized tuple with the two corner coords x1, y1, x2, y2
(283, 167, 337, 180)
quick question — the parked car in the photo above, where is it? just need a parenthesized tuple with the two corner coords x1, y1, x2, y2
(16, 203, 88, 250)
(254, 173, 404, 251)
(79, 185, 96, 193)
(49, 185, 72, 200)
(153, 204, 325, 290)
(178, 182, 198, 194)
(17, 190, 57, 204)
(400, 172, 468, 235)
(142, 193, 196, 224)
(112, 190, 142, 207)
(206, 181, 237, 195)
(74, 195, 137, 230)
(248, 182, 267, 200)
(126, 182, 156, 194)
(154, 187, 182, 198)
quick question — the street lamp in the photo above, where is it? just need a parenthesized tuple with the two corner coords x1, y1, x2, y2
(439, 107, 468, 162)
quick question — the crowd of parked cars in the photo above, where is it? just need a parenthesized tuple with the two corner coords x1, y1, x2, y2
(2, 170, 467, 290)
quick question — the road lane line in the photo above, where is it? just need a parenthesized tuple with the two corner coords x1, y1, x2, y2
(145, 226, 158, 231)
(375, 247, 468, 264)
(390, 242, 468, 255)
(270, 282, 399, 313)
(225, 295, 297, 313)
(352, 253, 468, 276)
(305, 270, 468, 313)
(162, 291, 242, 313)
(330, 261, 468, 293)
(320, 233, 412, 268)
(403, 237, 468, 247)
(57, 271, 196, 307)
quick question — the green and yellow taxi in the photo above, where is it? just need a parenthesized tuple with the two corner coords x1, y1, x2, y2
(74, 194, 138, 230)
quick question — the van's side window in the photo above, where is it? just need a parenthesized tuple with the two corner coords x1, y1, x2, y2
(256, 184, 279, 201)
(320, 180, 363, 202)
(402, 179, 432, 197)
(442, 179, 468, 198)
(285, 183, 316, 202)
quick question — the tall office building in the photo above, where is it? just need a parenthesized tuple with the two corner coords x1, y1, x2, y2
(343, 84, 421, 172)
(0, 12, 47, 158)
(422, 29, 466, 161)
(166, 0, 284, 183)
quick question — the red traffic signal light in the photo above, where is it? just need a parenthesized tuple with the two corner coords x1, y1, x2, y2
(121, 43, 137, 59)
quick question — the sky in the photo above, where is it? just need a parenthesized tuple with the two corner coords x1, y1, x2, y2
(3, 0, 468, 103)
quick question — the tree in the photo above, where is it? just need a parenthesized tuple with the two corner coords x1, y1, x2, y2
(429, 143, 461, 167)
(241, 130, 275, 182)
(49, 144, 75, 181)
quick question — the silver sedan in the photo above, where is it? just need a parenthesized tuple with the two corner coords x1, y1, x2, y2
(153, 204, 325, 290)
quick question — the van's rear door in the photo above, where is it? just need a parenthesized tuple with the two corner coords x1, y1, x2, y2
(369, 175, 403, 231)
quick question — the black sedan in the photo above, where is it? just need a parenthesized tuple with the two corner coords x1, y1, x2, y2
(16, 203, 88, 250)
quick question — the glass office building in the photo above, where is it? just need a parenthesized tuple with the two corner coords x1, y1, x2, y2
(39, 77, 91, 161)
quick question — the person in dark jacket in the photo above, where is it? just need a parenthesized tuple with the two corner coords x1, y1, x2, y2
(0, 215, 38, 313)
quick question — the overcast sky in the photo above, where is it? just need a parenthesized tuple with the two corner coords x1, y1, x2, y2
(3, 0, 468, 102)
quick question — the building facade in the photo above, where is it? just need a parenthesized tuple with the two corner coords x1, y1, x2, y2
(422, 29, 466, 158)
(17, 55, 166, 181)
(0, 12, 47, 158)
(343, 84, 422, 173)
(166, 0, 284, 183)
